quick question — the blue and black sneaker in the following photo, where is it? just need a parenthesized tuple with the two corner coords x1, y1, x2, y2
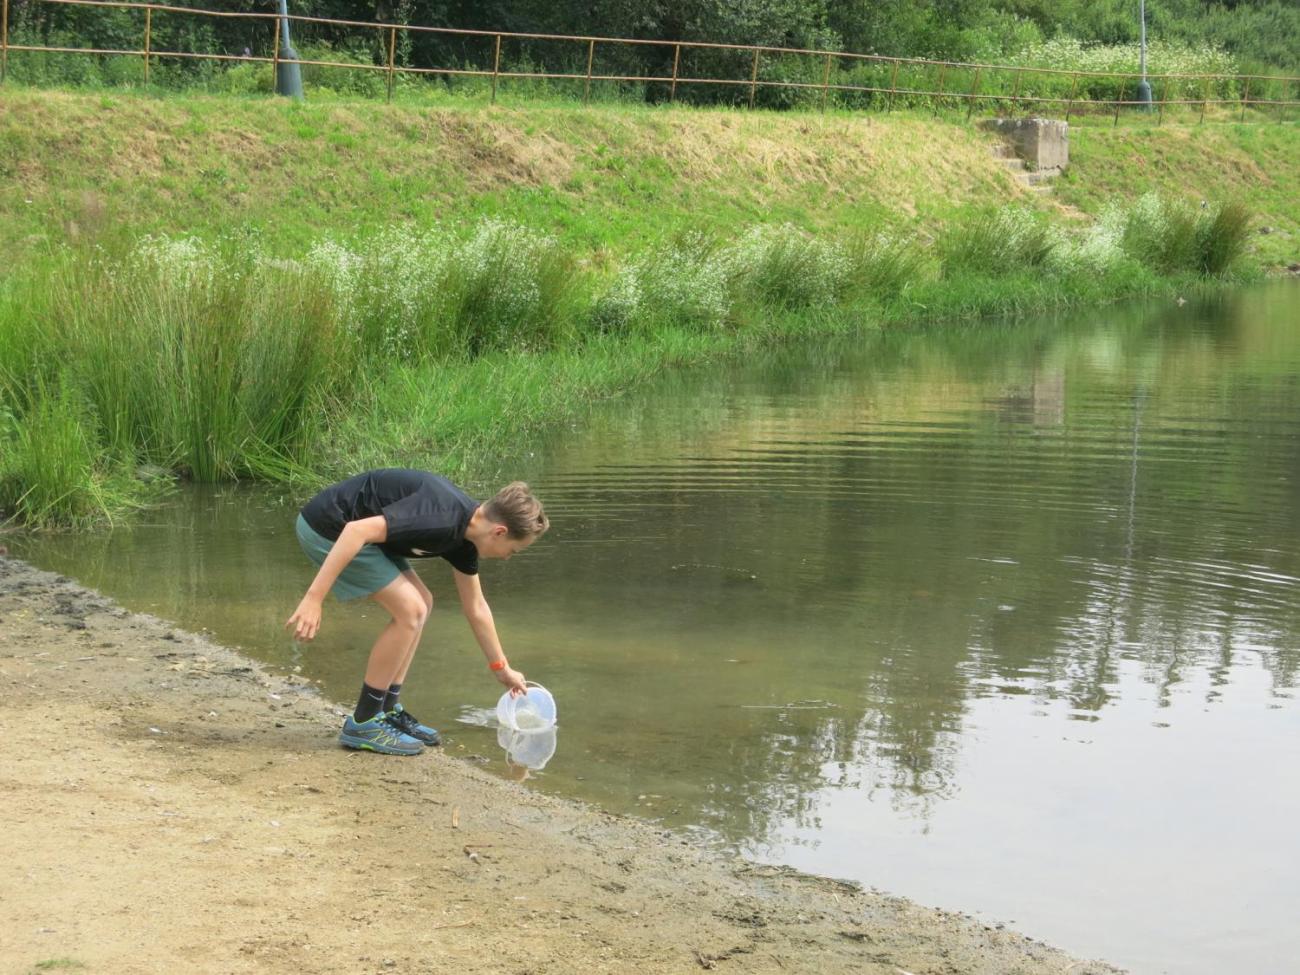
(338, 713, 423, 756)
(386, 703, 441, 746)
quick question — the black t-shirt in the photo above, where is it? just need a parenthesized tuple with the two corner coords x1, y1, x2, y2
(300, 469, 480, 574)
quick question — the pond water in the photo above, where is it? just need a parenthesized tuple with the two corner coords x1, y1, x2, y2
(17, 283, 1300, 974)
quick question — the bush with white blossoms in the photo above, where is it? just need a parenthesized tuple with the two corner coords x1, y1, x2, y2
(1047, 205, 1127, 274)
(441, 219, 560, 351)
(594, 232, 732, 332)
(298, 221, 572, 357)
(719, 225, 852, 310)
(1015, 37, 1237, 80)
(592, 265, 645, 332)
(129, 234, 224, 293)
(940, 206, 1058, 276)
(1008, 38, 1239, 101)
(303, 230, 446, 358)
(1117, 192, 1173, 256)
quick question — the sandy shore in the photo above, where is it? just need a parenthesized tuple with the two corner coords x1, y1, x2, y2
(0, 557, 1123, 975)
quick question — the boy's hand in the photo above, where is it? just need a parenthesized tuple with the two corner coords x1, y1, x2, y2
(495, 666, 526, 697)
(285, 595, 323, 641)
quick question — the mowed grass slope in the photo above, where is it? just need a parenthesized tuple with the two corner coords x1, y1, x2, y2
(0, 90, 1059, 257)
(3, 90, 1296, 263)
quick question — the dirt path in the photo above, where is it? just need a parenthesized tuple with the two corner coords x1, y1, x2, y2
(0, 557, 1123, 975)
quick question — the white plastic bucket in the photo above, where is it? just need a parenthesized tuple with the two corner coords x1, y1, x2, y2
(496, 681, 557, 734)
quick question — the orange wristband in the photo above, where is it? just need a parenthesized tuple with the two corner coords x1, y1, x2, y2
(489, 659, 508, 672)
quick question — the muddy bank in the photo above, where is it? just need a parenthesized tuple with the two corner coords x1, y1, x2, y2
(0, 557, 1122, 975)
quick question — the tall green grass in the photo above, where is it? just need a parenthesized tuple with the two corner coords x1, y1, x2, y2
(0, 378, 141, 527)
(48, 239, 348, 481)
(0, 194, 1256, 528)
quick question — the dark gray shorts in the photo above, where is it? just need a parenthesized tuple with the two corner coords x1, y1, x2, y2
(295, 514, 411, 601)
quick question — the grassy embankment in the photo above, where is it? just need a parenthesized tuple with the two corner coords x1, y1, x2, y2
(0, 89, 1296, 526)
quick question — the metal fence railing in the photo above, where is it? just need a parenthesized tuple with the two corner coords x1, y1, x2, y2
(2, 0, 1297, 125)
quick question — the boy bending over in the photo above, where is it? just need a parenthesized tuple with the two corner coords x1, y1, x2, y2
(286, 469, 547, 756)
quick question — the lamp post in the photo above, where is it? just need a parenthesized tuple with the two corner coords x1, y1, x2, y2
(275, 0, 304, 98)
(1136, 0, 1153, 109)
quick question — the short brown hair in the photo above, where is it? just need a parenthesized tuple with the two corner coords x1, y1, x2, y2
(483, 482, 549, 539)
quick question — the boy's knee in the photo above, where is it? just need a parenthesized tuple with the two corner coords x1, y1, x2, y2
(393, 597, 429, 630)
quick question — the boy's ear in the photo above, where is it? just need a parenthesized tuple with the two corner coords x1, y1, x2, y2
(493, 522, 509, 537)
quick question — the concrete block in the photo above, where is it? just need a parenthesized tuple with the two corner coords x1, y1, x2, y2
(980, 118, 1069, 172)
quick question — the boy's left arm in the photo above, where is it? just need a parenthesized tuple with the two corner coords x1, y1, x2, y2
(454, 569, 527, 695)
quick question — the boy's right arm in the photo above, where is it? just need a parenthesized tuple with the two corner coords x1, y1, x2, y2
(285, 515, 388, 640)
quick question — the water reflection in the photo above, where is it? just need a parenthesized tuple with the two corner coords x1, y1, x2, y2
(497, 725, 558, 772)
(14, 283, 1300, 974)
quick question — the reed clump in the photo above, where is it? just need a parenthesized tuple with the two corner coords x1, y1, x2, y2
(50, 239, 348, 483)
(1118, 194, 1253, 277)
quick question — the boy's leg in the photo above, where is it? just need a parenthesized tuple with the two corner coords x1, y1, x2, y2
(336, 574, 429, 756)
(390, 570, 434, 689)
(379, 570, 441, 746)
(362, 575, 430, 691)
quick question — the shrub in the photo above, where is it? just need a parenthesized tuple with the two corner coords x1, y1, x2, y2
(1007, 38, 1239, 103)
(295, 40, 387, 98)
(1119, 193, 1252, 276)
(721, 225, 849, 309)
(840, 232, 931, 300)
(439, 220, 577, 354)
(593, 232, 731, 333)
(303, 230, 444, 358)
(1195, 200, 1253, 276)
(939, 207, 1058, 277)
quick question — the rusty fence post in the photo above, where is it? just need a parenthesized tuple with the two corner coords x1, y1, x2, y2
(1156, 75, 1166, 125)
(820, 51, 832, 112)
(490, 33, 500, 104)
(1009, 69, 1022, 116)
(885, 60, 899, 112)
(932, 62, 947, 117)
(1199, 75, 1209, 124)
(748, 48, 759, 109)
(270, 21, 280, 86)
(385, 27, 396, 102)
(584, 39, 594, 104)
(1064, 72, 1079, 123)
(965, 67, 981, 122)
(143, 6, 151, 84)
(1113, 77, 1127, 127)
(669, 43, 680, 102)
(1240, 77, 1250, 122)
